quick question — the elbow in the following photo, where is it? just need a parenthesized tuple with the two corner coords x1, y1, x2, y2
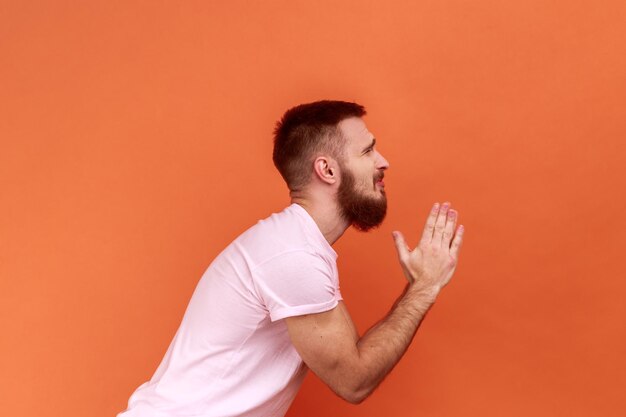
(344, 393, 368, 405)
(339, 385, 373, 405)
(326, 362, 377, 404)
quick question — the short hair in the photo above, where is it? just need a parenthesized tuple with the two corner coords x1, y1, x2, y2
(273, 100, 366, 191)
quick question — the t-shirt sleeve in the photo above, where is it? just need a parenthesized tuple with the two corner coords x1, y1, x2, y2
(253, 250, 341, 321)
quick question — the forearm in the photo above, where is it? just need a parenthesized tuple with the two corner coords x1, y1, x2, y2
(350, 283, 439, 402)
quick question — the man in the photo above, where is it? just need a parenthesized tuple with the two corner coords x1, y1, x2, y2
(118, 100, 464, 417)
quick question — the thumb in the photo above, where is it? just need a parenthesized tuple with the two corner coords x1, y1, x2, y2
(392, 231, 410, 259)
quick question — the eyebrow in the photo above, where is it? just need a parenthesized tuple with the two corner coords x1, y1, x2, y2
(361, 138, 376, 154)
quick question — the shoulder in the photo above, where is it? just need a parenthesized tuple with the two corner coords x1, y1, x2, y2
(235, 205, 324, 261)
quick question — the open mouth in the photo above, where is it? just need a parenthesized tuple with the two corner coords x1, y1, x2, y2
(374, 172, 385, 187)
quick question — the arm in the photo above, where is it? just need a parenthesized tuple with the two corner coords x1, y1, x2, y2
(285, 202, 465, 404)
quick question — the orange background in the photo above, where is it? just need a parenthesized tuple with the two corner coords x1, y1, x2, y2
(1, 1, 625, 416)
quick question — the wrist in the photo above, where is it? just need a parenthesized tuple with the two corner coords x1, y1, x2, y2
(406, 283, 440, 304)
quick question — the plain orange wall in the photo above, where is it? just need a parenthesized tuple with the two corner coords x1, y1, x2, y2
(1, 1, 625, 416)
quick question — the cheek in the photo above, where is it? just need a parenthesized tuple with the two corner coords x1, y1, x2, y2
(358, 172, 375, 189)
(345, 162, 375, 190)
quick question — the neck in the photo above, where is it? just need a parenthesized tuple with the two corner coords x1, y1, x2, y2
(290, 190, 350, 246)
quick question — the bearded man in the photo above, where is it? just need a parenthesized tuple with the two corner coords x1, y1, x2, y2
(118, 100, 465, 417)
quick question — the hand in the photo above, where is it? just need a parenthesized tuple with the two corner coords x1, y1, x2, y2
(392, 202, 465, 295)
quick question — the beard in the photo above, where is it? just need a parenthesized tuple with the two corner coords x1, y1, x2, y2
(337, 166, 387, 232)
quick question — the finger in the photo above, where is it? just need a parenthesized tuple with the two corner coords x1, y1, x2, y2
(433, 202, 450, 246)
(442, 209, 457, 247)
(419, 202, 439, 246)
(392, 231, 410, 261)
(450, 225, 465, 258)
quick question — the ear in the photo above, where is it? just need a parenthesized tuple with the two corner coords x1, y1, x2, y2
(312, 156, 338, 185)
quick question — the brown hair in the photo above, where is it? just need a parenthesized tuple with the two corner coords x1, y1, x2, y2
(273, 100, 366, 191)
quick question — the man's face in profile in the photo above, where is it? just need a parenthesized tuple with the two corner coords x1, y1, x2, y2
(336, 117, 390, 231)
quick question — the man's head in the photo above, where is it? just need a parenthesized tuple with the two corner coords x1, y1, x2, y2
(273, 100, 389, 231)
(273, 100, 366, 191)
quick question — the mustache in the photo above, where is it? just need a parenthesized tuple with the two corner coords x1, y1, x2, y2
(375, 172, 385, 181)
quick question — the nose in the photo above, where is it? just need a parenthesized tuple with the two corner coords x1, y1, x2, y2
(375, 150, 390, 170)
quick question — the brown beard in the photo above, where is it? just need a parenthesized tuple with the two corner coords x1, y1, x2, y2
(337, 166, 387, 232)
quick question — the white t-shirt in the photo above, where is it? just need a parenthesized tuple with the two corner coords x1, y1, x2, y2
(118, 203, 342, 417)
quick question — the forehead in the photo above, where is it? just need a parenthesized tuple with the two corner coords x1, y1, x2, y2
(338, 117, 374, 151)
